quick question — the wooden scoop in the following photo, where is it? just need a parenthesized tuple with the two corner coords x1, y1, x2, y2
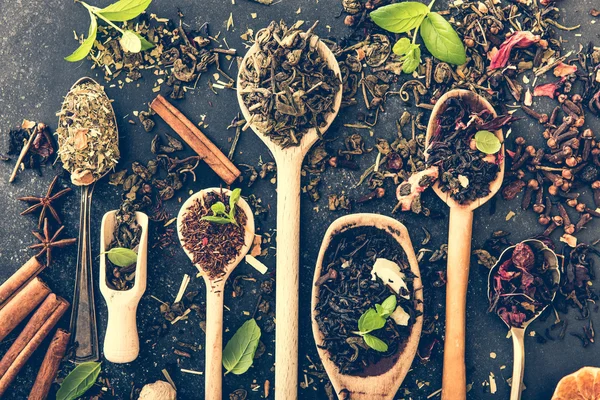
(311, 214, 423, 399)
(237, 32, 343, 399)
(488, 239, 560, 400)
(425, 89, 505, 400)
(177, 188, 255, 400)
(99, 210, 148, 363)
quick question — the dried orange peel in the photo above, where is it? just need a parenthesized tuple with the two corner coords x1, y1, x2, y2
(552, 367, 600, 400)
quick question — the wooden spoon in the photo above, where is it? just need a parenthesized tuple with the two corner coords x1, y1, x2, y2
(177, 188, 255, 400)
(425, 89, 505, 400)
(311, 214, 423, 399)
(99, 210, 149, 363)
(488, 239, 560, 400)
(59, 77, 120, 362)
(237, 32, 343, 399)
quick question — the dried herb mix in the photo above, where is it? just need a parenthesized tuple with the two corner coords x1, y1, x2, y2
(314, 226, 418, 375)
(180, 190, 247, 279)
(426, 97, 503, 205)
(488, 242, 558, 328)
(56, 81, 120, 186)
(238, 20, 341, 148)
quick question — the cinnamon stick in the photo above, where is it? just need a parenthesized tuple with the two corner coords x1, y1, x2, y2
(150, 95, 241, 185)
(0, 294, 69, 397)
(29, 329, 71, 400)
(0, 277, 51, 342)
(0, 256, 45, 309)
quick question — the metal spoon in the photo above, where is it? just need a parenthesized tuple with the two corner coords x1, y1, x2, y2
(58, 77, 119, 362)
(236, 30, 343, 400)
(488, 239, 560, 400)
(425, 89, 505, 400)
(177, 188, 255, 400)
(311, 214, 423, 399)
(99, 210, 148, 363)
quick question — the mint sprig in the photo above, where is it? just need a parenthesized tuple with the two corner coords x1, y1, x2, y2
(354, 295, 397, 352)
(201, 188, 242, 226)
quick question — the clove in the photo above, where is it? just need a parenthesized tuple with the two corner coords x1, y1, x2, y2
(556, 203, 575, 234)
(315, 268, 338, 286)
(521, 106, 548, 124)
(356, 187, 385, 203)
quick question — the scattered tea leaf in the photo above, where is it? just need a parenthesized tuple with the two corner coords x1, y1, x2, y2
(104, 247, 137, 267)
(223, 318, 261, 375)
(370, 2, 429, 33)
(56, 362, 101, 400)
(475, 130, 501, 154)
(420, 12, 466, 65)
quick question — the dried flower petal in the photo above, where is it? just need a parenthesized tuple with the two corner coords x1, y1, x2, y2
(490, 31, 540, 70)
(553, 62, 577, 77)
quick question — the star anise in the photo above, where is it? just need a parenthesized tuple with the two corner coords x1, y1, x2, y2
(19, 175, 71, 228)
(30, 218, 76, 266)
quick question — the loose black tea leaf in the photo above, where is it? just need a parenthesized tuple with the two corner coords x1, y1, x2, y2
(238, 20, 341, 148)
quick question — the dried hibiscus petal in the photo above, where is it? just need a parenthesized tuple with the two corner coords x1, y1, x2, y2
(512, 243, 535, 271)
(490, 31, 541, 70)
(533, 78, 566, 99)
(553, 62, 577, 77)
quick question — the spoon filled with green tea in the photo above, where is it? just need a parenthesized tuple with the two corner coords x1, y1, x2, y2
(425, 89, 505, 400)
(488, 239, 560, 400)
(311, 214, 423, 399)
(237, 20, 343, 399)
(178, 188, 255, 400)
(56, 77, 120, 362)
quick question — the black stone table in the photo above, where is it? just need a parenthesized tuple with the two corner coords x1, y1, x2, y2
(0, 0, 598, 399)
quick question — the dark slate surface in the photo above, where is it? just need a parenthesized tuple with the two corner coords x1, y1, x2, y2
(0, 0, 599, 399)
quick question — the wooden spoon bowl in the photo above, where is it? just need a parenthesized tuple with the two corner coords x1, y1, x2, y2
(311, 214, 423, 400)
(177, 188, 255, 400)
(237, 27, 343, 400)
(425, 89, 505, 400)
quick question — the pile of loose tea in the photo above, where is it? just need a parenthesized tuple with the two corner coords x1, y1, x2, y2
(314, 226, 418, 375)
(56, 81, 120, 186)
(106, 204, 142, 291)
(179, 190, 247, 279)
(488, 242, 558, 328)
(238, 20, 341, 148)
(426, 96, 505, 204)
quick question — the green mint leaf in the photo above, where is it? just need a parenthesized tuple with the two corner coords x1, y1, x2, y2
(120, 30, 142, 53)
(392, 37, 412, 56)
(211, 202, 227, 215)
(375, 304, 385, 316)
(402, 45, 421, 74)
(65, 10, 97, 62)
(380, 295, 397, 317)
(358, 309, 386, 333)
(229, 188, 242, 212)
(475, 130, 501, 154)
(370, 2, 429, 33)
(420, 12, 466, 65)
(201, 215, 233, 225)
(98, 0, 152, 22)
(363, 333, 388, 352)
(223, 319, 261, 375)
(56, 362, 101, 400)
(104, 247, 137, 267)
(136, 33, 155, 50)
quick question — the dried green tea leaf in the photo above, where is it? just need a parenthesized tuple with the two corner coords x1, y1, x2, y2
(65, 10, 97, 62)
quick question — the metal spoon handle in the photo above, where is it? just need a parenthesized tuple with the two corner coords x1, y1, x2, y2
(510, 328, 526, 400)
(69, 184, 99, 362)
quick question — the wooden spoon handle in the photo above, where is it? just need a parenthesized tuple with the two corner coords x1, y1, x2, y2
(510, 328, 526, 400)
(103, 301, 140, 363)
(441, 207, 474, 400)
(205, 290, 225, 400)
(274, 158, 302, 400)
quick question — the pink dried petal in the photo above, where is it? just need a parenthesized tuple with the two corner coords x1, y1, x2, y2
(490, 31, 541, 70)
(533, 78, 566, 99)
(553, 62, 577, 77)
(396, 166, 439, 212)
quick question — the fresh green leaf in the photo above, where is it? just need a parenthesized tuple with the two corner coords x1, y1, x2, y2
(392, 37, 412, 56)
(475, 130, 501, 154)
(201, 215, 234, 225)
(357, 309, 386, 333)
(379, 295, 397, 318)
(104, 247, 137, 267)
(402, 45, 421, 74)
(363, 334, 388, 352)
(120, 30, 142, 53)
(420, 12, 466, 65)
(223, 319, 261, 375)
(56, 362, 101, 400)
(229, 188, 242, 212)
(375, 304, 385, 316)
(370, 2, 429, 33)
(65, 10, 97, 62)
(211, 202, 227, 215)
(136, 33, 155, 50)
(98, 0, 152, 22)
